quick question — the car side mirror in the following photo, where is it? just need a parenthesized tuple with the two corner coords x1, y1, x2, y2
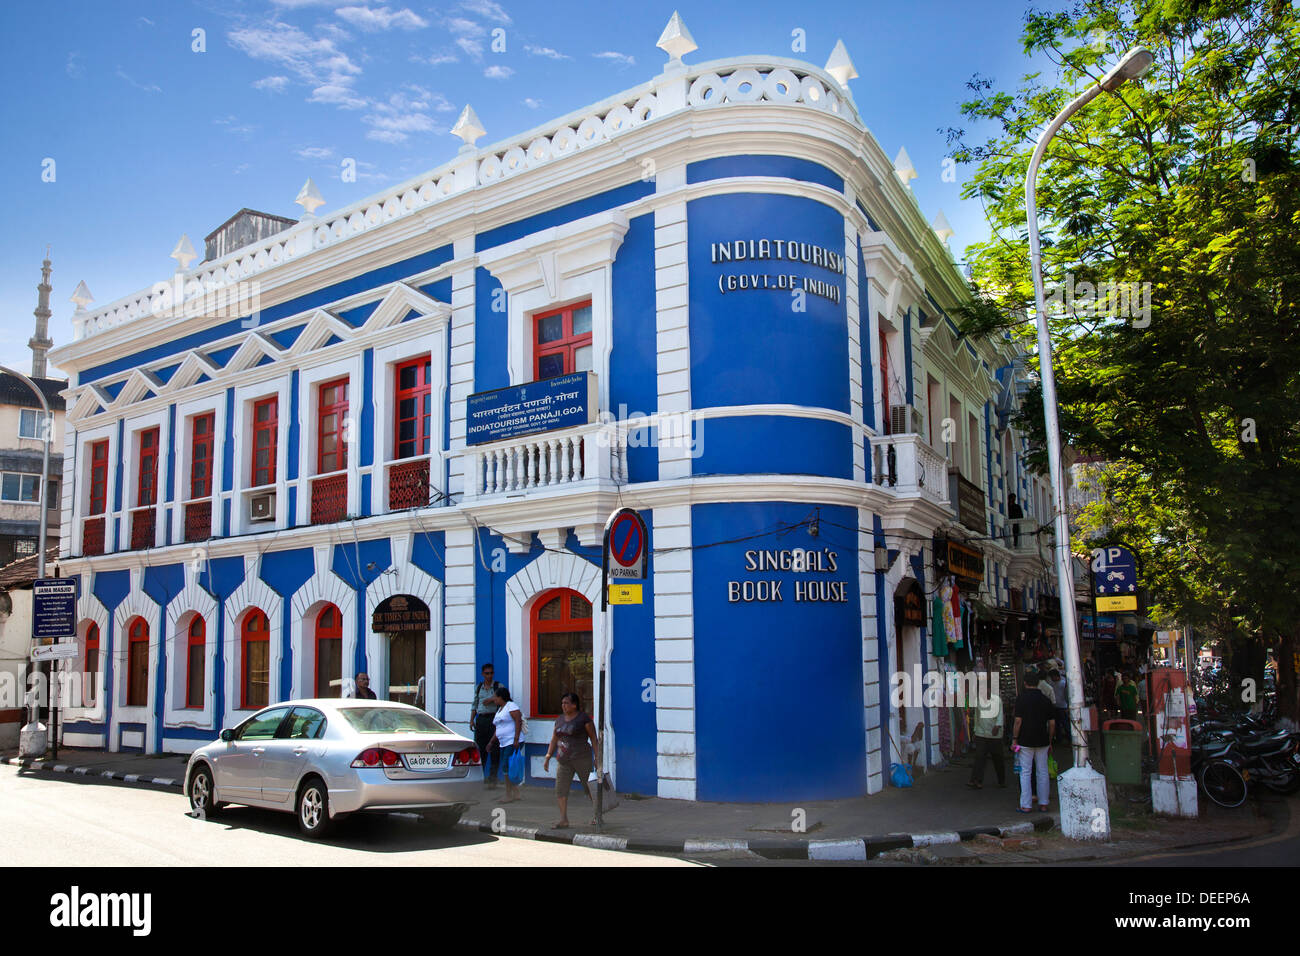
(220, 729, 235, 742)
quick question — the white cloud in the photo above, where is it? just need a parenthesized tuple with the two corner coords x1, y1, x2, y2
(459, 0, 511, 24)
(116, 68, 162, 93)
(524, 44, 568, 60)
(253, 75, 291, 92)
(361, 86, 451, 142)
(366, 129, 408, 144)
(228, 20, 364, 109)
(65, 52, 84, 79)
(446, 17, 485, 36)
(523, 97, 542, 109)
(593, 51, 635, 67)
(456, 36, 484, 60)
(484, 65, 513, 79)
(335, 6, 428, 31)
(214, 115, 257, 137)
(297, 146, 334, 159)
(422, 51, 458, 65)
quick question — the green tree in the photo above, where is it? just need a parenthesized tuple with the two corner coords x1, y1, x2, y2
(946, 0, 1300, 722)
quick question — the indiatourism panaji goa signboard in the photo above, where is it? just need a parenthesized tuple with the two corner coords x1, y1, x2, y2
(466, 371, 596, 446)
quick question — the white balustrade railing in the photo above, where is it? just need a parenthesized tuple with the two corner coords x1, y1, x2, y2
(463, 422, 627, 500)
(870, 433, 950, 507)
(74, 57, 860, 342)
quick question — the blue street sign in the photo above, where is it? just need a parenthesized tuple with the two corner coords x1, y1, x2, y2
(466, 371, 596, 445)
(1090, 545, 1138, 596)
(32, 578, 78, 641)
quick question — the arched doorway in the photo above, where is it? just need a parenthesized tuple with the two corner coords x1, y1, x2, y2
(315, 604, 343, 698)
(372, 595, 430, 706)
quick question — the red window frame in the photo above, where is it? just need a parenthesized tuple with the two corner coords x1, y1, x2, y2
(251, 398, 278, 487)
(533, 301, 593, 381)
(316, 378, 349, 474)
(88, 439, 109, 515)
(185, 616, 205, 709)
(241, 608, 270, 710)
(315, 604, 342, 698)
(190, 413, 215, 500)
(84, 622, 100, 706)
(393, 358, 432, 460)
(136, 427, 160, 508)
(879, 327, 890, 435)
(530, 588, 594, 719)
(126, 617, 149, 708)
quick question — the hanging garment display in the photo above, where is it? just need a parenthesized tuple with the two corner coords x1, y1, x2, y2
(948, 578, 963, 648)
(932, 584, 950, 657)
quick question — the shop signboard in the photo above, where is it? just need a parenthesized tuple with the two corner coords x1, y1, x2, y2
(372, 595, 431, 633)
(466, 371, 596, 445)
(1081, 613, 1119, 641)
(934, 538, 985, 587)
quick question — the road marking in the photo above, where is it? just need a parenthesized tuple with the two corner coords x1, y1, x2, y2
(911, 832, 960, 846)
(574, 833, 628, 851)
(683, 839, 749, 853)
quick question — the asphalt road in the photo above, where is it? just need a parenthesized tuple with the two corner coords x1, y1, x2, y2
(0, 765, 696, 867)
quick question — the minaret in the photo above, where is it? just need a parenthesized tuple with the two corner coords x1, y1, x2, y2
(30, 250, 54, 378)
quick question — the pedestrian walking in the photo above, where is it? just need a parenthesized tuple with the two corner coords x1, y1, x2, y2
(1050, 668, 1070, 744)
(1117, 672, 1139, 721)
(489, 687, 525, 804)
(543, 692, 600, 828)
(349, 673, 377, 699)
(1101, 669, 1118, 715)
(1012, 669, 1056, 813)
(967, 672, 1005, 789)
(472, 664, 505, 788)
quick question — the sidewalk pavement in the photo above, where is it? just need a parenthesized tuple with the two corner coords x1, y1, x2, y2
(1, 744, 1274, 863)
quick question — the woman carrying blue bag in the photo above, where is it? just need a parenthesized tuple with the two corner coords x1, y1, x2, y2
(489, 687, 525, 804)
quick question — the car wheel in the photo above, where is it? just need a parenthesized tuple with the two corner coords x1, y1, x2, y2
(189, 765, 225, 817)
(296, 776, 333, 838)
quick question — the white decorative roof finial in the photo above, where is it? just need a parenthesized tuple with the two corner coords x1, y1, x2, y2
(656, 11, 697, 64)
(933, 209, 955, 244)
(451, 105, 486, 150)
(893, 146, 918, 187)
(70, 280, 94, 313)
(295, 177, 326, 217)
(170, 234, 198, 271)
(825, 39, 858, 88)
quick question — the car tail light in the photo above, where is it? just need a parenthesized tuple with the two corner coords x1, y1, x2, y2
(452, 746, 481, 766)
(351, 748, 403, 768)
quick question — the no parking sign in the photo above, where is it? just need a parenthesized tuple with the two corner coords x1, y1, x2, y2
(602, 508, 648, 608)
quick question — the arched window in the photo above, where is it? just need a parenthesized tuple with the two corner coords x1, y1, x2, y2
(185, 616, 206, 708)
(84, 623, 100, 707)
(315, 604, 342, 698)
(126, 617, 149, 707)
(531, 589, 593, 717)
(242, 609, 270, 709)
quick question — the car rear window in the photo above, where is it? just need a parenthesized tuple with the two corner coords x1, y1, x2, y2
(340, 707, 454, 735)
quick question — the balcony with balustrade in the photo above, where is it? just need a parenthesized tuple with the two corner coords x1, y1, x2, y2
(461, 421, 628, 505)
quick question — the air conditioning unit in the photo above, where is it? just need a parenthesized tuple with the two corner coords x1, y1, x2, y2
(889, 404, 924, 436)
(249, 491, 276, 523)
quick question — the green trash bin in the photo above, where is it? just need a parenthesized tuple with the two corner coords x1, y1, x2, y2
(1103, 719, 1144, 784)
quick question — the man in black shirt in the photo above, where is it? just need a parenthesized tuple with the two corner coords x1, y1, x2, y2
(1012, 668, 1056, 812)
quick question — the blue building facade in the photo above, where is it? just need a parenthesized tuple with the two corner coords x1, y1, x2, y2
(48, 41, 1054, 802)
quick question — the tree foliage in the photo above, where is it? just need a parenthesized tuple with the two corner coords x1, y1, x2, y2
(946, 0, 1300, 719)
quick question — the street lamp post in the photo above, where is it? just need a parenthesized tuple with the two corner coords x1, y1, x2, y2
(1024, 47, 1153, 838)
(3, 365, 54, 757)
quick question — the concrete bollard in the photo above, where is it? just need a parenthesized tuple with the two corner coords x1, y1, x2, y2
(1059, 764, 1111, 840)
(18, 721, 48, 758)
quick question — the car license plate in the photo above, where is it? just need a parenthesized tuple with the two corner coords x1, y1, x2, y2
(404, 753, 450, 771)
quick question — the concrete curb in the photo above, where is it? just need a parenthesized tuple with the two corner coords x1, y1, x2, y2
(2, 755, 183, 791)
(454, 814, 1059, 861)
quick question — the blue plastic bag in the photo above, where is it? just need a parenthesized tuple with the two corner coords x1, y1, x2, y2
(507, 746, 526, 785)
(890, 762, 914, 788)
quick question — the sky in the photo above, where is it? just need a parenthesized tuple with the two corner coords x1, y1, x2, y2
(0, 0, 1053, 377)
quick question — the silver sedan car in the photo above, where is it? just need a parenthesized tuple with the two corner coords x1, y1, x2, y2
(184, 699, 482, 837)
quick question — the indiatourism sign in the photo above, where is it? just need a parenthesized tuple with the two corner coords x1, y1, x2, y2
(32, 578, 77, 641)
(466, 371, 596, 446)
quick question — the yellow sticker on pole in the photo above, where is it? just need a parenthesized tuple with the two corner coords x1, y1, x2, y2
(1096, 595, 1137, 612)
(608, 584, 642, 605)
